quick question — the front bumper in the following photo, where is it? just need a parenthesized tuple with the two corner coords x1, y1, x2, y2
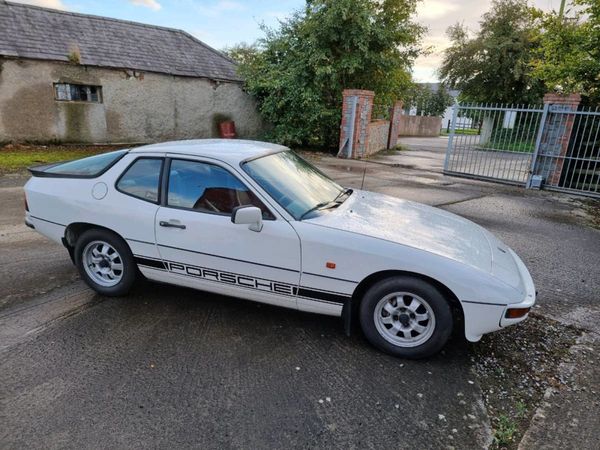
(463, 248, 536, 342)
(499, 248, 535, 327)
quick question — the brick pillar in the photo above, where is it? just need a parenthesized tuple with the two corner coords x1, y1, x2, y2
(338, 89, 375, 159)
(387, 100, 404, 149)
(539, 93, 581, 186)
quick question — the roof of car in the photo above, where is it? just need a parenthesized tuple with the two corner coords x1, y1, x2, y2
(129, 139, 289, 164)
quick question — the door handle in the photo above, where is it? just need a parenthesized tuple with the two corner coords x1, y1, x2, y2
(159, 220, 186, 230)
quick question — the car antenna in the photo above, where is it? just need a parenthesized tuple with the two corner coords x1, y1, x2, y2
(360, 157, 368, 190)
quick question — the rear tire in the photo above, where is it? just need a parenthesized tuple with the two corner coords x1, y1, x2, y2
(359, 276, 453, 359)
(74, 228, 136, 296)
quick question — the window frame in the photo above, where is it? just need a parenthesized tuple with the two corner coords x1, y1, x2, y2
(162, 157, 276, 220)
(53, 82, 103, 103)
(115, 156, 165, 205)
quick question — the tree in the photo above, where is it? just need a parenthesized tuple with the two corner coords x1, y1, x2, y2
(438, 0, 545, 104)
(407, 84, 454, 116)
(531, 0, 600, 104)
(225, 0, 424, 148)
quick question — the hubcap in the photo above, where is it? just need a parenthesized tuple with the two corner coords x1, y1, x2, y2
(373, 292, 436, 347)
(82, 240, 124, 287)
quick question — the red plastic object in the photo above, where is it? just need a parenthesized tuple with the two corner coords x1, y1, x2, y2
(218, 120, 236, 139)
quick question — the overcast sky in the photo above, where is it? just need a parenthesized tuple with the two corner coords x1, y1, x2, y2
(13, 0, 568, 82)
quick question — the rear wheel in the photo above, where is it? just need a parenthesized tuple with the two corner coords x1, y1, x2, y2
(74, 229, 136, 296)
(359, 276, 453, 359)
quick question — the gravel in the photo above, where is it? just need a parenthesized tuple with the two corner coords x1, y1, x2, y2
(471, 313, 581, 449)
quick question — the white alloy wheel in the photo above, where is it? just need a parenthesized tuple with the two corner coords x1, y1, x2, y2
(373, 291, 436, 348)
(82, 240, 124, 287)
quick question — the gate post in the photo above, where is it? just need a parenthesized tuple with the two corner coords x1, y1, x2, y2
(387, 100, 404, 149)
(338, 89, 375, 159)
(533, 93, 581, 186)
(527, 103, 549, 188)
(443, 102, 459, 172)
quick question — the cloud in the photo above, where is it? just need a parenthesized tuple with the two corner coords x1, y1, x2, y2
(129, 0, 161, 11)
(10, 0, 68, 10)
(191, 0, 246, 18)
(416, 1, 460, 20)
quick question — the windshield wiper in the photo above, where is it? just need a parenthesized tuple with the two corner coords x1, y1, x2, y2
(299, 201, 339, 221)
(333, 187, 353, 204)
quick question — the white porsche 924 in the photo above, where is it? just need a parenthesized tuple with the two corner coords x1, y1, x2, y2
(24, 140, 535, 358)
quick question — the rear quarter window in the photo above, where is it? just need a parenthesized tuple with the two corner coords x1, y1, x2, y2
(116, 158, 163, 203)
(42, 150, 128, 177)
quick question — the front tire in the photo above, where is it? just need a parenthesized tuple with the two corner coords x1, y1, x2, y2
(359, 276, 453, 359)
(74, 229, 136, 296)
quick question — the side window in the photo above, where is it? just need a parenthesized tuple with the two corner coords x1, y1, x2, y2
(167, 159, 275, 219)
(116, 158, 163, 203)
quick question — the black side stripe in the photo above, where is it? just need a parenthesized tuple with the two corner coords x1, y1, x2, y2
(134, 256, 166, 270)
(297, 288, 349, 305)
(134, 255, 349, 305)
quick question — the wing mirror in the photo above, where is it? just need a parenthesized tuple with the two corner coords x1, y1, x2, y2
(231, 206, 263, 232)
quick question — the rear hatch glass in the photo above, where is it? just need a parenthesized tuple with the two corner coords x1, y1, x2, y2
(29, 150, 128, 178)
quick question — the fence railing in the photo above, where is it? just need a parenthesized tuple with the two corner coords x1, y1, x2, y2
(534, 106, 600, 195)
(445, 104, 544, 185)
(444, 102, 600, 197)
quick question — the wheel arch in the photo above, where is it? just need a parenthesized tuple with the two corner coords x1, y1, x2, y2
(63, 222, 131, 262)
(344, 270, 464, 335)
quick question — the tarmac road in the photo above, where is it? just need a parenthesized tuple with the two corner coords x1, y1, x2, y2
(1, 141, 599, 448)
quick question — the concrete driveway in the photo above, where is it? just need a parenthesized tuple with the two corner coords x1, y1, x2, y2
(1, 139, 599, 449)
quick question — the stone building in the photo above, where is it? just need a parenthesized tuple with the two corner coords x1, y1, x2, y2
(0, 1, 264, 143)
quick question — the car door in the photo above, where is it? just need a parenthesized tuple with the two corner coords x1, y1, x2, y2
(154, 156, 301, 310)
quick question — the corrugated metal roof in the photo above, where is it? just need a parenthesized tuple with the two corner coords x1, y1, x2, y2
(0, 1, 241, 81)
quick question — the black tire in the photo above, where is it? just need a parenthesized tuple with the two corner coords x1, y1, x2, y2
(359, 276, 453, 359)
(74, 228, 136, 296)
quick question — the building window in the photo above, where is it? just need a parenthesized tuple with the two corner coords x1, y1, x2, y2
(54, 83, 102, 103)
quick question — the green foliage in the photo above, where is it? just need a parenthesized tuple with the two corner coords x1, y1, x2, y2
(531, 0, 600, 105)
(492, 414, 519, 448)
(439, 0, 545, 104)
(225, 0, 424, 148)
(407, 84, 454, 116)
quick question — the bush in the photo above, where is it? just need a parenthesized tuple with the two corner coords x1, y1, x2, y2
(226, 0, 424, 149)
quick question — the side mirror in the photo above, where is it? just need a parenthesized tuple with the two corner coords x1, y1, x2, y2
(231, 206, 263, 232)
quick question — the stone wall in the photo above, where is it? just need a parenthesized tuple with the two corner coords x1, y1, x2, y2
(0, 58, 265, 143)
(398, 115, 442, 137)
(366, 120, 390, 156)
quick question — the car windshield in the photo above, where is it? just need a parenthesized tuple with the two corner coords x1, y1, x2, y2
(242, 151, 348, 220)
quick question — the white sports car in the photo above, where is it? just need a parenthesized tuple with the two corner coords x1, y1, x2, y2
(24, 140, 535, 358)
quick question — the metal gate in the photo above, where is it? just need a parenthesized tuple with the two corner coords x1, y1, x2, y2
(444, 103, 600, 198)
(532, 106, 600, 196)
(444, 103, 544, 185)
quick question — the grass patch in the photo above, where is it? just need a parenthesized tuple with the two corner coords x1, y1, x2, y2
(377, 145, 404, 155)
(0, 143, 129, 174)
(441, 128, 480, 136)
(487, 139, 534, 153)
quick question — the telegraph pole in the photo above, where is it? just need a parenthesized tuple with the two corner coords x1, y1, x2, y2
(559, 0, 567, 18)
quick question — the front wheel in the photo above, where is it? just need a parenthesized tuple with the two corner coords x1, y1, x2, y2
(359, 276, 453, 359)
(74, 229, 136, 296)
